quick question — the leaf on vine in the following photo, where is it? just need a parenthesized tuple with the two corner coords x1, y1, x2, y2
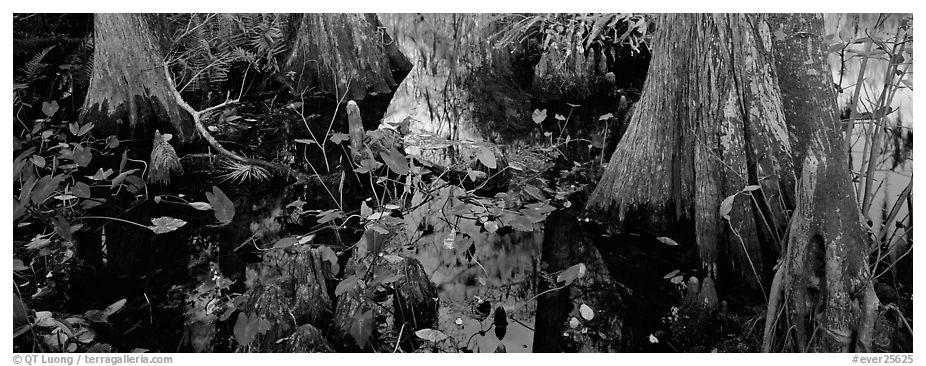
(719, 194, 737, 221)
(475, 146, 497, 169)
(532, 109, 547, 124)
(557, 263, 586, 286)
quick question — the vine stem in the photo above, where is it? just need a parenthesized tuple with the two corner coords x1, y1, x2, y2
(75, 216, 151, 230)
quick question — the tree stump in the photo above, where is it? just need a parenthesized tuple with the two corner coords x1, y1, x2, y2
(283, 324, 334, 353)
(237, 245, 336, 350)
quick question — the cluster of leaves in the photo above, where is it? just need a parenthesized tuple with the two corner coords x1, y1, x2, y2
(166, 13, 289, 95)
(493, 13, 649, 56)
(19, 298, 130, 353)
(13, 101, 145, 299)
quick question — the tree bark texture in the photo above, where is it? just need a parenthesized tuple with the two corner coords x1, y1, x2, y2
(585, 14, 795, 291)
(763, 13, 878, 352)
(283, 13, 412, 102)
(81, 14, 195, 141)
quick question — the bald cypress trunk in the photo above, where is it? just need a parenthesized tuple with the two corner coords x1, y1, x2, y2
(80, 13, 194, 141)
(763, 14, 878, 352)
(283, 13, 411, 102)
(585, 14, 794, 293)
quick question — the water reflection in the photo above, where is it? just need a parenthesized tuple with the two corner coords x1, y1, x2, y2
(399, 186, 542, 352)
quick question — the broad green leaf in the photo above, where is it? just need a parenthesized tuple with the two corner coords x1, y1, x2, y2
(42, 101, 59, 117)
(474, 146, 497, 169)
(148, 217, 187, 234)
(77, 122, 94, 136)
(532, 109, 547, 124)
(579, 304, 595, 320)
(233, 312, 260, 346)
(380, 147, 409, 175)
(350, 309, 373, 349)
(557, 263, 586, 285)
(335, 275, 358, 297)
(72, 146, 92, 167)
(72, 182, 91, 198)
(206, 186, 235, 225)
(315, 245, 340, 274)
(272, 236, 299, 249)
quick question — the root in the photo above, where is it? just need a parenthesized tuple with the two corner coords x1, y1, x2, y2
(762, 261, 786, 352)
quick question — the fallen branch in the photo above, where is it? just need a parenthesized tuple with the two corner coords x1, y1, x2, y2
(163, 63, 313, 183)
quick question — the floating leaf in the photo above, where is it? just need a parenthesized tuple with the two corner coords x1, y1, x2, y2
(569, 317, 580, 328)
(554, 114, 566, 121)
(415, 328, 448, 342)
(649, 334, 659, 344)
(206, 186, 235, 225)
(598, 113, 614, 121)
(484, 220, 499, 233)
(579, 304, 595, 320)
(663, 269, 681, 279)
(532, 109, 547, 124)
(657, 237, 679, 246)
(148, 217, 187, 234)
